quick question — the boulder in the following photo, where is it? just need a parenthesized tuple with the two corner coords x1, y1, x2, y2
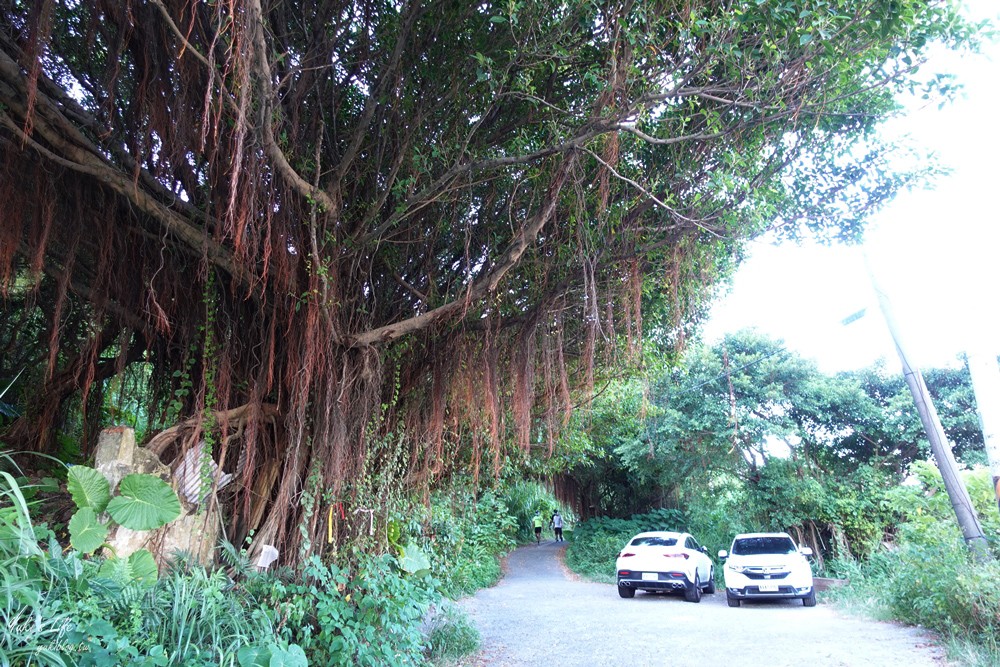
(95, 426, 221, 567)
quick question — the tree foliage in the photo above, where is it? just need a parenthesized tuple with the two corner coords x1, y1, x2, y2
(555, 330, 987, 558)
(0, 0, 974, 560)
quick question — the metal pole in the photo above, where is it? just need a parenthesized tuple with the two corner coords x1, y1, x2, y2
(867, 264, 990, 559)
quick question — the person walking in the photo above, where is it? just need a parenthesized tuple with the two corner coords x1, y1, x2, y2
(551, 510, 564, 542)
(532, 511, 544, 544)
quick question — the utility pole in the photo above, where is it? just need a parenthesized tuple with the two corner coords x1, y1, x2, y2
(867, 270, 990, 559)
(966, 343, 1000, 514)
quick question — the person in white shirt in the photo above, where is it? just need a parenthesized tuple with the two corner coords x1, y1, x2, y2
(550, 511, 564, 542)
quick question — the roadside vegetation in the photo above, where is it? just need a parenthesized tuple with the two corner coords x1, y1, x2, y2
(824, 463, 1000, 667)
(0, 453, 559, 666)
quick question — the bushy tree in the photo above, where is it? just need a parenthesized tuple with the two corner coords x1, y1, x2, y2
(0, 0, 976, 560)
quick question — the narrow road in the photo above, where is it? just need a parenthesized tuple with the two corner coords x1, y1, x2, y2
(458, 541, 951, 667)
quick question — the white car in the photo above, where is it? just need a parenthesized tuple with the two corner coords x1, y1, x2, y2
(615, 531, 715, 602)
(718, 532, 815, 607)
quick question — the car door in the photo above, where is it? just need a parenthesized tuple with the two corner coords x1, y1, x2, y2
(685, 536, 711, 582)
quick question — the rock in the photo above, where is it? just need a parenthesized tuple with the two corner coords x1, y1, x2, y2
(94, 426, 136, 491)
(814, 577, 849, 592)
(131, 447, 171, 481)
(95, 426, 222, 568)
(159, 510, 220, 565)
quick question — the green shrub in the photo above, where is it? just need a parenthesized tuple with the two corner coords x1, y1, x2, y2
(406, 485, 518, 597)
(882, 542, 1000, 636)
(0, 463, 302, 667)
(265, 553, 439, 667)
(0, 460, 498, 667)
(499, 480, 560, 544)
(827, 541, 1000, 664)
(565, 508, 686, 582)
(424, 602, 480, 666)
(822, 461, 1000, 666)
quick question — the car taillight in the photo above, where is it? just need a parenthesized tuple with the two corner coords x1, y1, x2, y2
(619, 552, 635, 558)
(663, 553, 689, 560)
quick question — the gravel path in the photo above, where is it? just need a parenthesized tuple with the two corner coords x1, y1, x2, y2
(458, 540, 952, 667)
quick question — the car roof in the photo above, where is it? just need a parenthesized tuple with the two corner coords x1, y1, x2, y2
(630, 531, 687, 539)
(733, 532, 793, 540)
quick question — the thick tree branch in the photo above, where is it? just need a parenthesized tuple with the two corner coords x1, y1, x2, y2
(0, 50, 246, 283)
(346, 152, 578, 347)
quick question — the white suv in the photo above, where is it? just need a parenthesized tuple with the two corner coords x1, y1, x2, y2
(718, 532, 815, 607)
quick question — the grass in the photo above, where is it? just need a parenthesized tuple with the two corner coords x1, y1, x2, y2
(823, 543, 1000, 667)
(424, 602, 480, 666)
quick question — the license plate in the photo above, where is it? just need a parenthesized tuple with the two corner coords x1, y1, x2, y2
(642, 572, 659, 581)
(758, 584, 779, 592)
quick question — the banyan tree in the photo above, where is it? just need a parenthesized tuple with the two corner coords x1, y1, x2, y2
(0, 0, 968, 560)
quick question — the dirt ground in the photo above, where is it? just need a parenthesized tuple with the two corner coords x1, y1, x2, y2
(457, 540, 952, 667)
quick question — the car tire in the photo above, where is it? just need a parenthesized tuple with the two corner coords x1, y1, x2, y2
(618, 584, 635, 599)
(705, 567, 716, 594)
(803, 589, 817, 607)
(726, 591, 740, 608)
(684, 573, 702, 603)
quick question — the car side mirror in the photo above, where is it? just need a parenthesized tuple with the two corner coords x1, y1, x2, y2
(799, 547, 813, 557)
(717, 550, 728, 560)
(700, 546, 708, 554)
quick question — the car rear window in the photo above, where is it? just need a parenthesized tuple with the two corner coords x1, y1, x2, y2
(631, 536, 677, 547)
(732, 537, 796, 555)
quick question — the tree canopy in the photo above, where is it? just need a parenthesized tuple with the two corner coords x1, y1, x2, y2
(0, 0, 973, 560)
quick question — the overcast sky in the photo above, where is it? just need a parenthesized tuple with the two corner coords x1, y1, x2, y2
(702, 0, 1000, 375)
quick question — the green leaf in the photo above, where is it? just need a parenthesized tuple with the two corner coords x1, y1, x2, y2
(268, 644, 307, 667)
(106, 474, 181, 530)
(67, 466, 111, 512)
(386, 520, 402, 547)
(799, 33, 814, 45)
(237, 646, 271, 667)
(98, 555, 130, 580)
(128, 548, 159, 585)
(397, 544, 431, 575)
(69, 507, 108, 554)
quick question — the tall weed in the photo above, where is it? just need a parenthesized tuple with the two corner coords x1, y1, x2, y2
(0, 469, 73, 666)
(424, 602, 480, 666)
(824, 462, 1000, 667)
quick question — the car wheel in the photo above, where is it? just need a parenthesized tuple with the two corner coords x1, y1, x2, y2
(618, 585, 635, 599)
(704, 567, 716, 594)
(726, 591, 740, 607)
(802, 589, 817, 607)
(684, 573, 702, 603)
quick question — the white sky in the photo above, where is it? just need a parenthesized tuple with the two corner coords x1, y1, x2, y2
(702, 0, 1000, 374)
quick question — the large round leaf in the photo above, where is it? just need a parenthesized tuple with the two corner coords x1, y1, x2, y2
(268, 644, 307, 667)
(106, 474, 181, 530)
(127, 549, 159, 585)
(68, 507, 108, 554)
(397, 544, 431, 576)
(67, 466, 111, 513)
(237, 646, 270, 667)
